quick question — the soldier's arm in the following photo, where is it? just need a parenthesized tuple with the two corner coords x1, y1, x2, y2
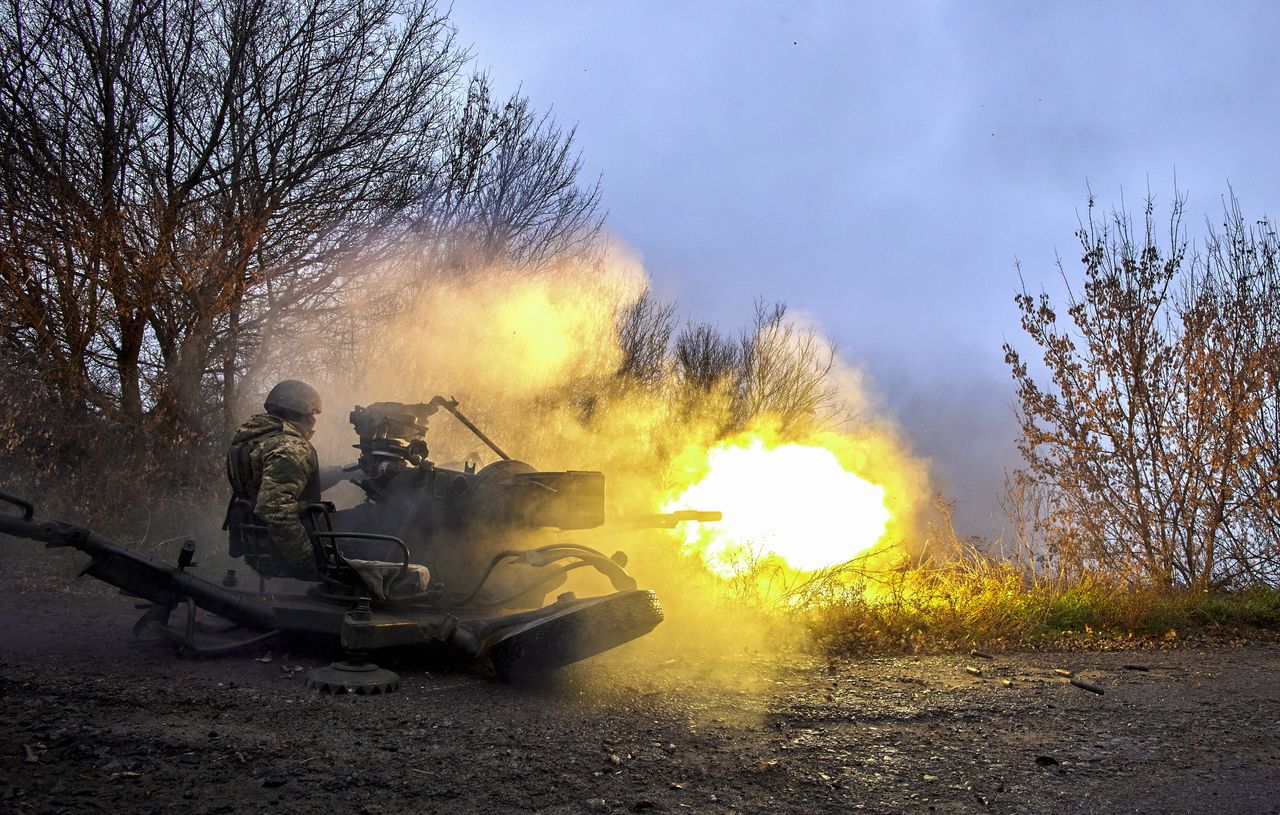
(255, 439, 319, 579)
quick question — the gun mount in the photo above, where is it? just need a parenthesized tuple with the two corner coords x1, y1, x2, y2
(0, 397, 718, 687)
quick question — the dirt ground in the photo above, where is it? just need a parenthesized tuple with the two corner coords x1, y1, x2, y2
(3, 572, 1280, 815)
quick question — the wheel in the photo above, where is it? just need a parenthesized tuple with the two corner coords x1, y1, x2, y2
(488, 590, 663, 683)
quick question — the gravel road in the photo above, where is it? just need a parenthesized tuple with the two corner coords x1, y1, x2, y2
(2, 575, 1279, 814)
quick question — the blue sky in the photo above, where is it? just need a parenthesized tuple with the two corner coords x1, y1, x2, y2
(448, 1, 1280, 536)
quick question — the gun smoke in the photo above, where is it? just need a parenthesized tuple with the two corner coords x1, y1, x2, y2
(281, 242, 937, 671)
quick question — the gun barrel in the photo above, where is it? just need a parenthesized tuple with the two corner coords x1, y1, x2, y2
(605, 510, 722, 530)
(667, 510, 722, 523)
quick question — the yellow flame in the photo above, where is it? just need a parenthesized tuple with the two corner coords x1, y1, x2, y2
(663, 435, 893, 577)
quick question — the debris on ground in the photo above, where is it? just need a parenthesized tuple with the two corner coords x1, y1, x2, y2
(1070, 678, 1105, 695)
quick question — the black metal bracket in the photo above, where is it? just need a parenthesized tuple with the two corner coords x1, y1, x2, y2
(0, 490, 34, 520)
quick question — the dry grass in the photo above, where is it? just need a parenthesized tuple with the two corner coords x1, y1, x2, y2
(797, 557, 1280, 655)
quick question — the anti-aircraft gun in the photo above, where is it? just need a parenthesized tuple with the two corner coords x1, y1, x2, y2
(345, 397, 606, 534)
(336, 397, 717, 602)
(0, 397, 717, 691)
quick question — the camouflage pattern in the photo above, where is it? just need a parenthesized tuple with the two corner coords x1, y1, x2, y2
(227, 413, 321, 579)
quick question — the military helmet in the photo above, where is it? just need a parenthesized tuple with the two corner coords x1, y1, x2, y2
(264, 379, 323, 416)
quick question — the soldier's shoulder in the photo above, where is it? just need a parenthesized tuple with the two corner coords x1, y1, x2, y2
(231, 413, 280, 442)
(259, 430, 315, 461)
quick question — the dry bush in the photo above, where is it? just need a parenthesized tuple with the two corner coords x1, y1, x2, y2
(674, 322, 741, 393)
(615, 289, 676, 388)
(1006, 191, 1280, 589)
(736, 301, 840, 434)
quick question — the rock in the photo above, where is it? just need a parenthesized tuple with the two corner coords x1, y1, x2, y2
(585, 797, 608, 812)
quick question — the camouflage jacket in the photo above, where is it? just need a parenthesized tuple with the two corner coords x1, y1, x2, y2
(226, 413, 321, 579)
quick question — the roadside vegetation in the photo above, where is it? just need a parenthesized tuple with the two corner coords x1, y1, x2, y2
(800, 562, 1280, 655)
(803, 190, 1280, 654)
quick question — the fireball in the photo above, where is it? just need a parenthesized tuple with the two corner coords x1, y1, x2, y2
(662, 437, 892, 577)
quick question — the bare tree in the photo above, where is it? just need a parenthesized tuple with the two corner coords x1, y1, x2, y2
(674, 321, 740, 392)
(1005, 192, 1280, 588)
(736, 301, 839, 434)
(1187, 200, 1280, 582)
(668, 301, 843, 434)
(615, 288, 675, 386)
(1, 0, 467, 451)
(409, 73, 604, 274)
(0, 0, 612, 517)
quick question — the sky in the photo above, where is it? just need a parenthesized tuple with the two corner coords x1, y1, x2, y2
(447, 0, 1280, 537)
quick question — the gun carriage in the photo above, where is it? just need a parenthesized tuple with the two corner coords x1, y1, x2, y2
(0, 397, 718, 691)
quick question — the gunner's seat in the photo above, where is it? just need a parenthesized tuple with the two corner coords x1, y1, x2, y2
(231, 502, 428, 600)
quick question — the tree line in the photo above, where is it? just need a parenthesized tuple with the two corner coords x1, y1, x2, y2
(0, 0, 845, 521)
(0, 0, 603, 505)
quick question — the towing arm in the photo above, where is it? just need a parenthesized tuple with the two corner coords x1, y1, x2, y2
(0, 491, 276, 631)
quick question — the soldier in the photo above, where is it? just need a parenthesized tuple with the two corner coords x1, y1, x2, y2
(224, 379, 325, 580)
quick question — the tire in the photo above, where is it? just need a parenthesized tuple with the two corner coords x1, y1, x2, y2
(488, 590, 663, 684)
